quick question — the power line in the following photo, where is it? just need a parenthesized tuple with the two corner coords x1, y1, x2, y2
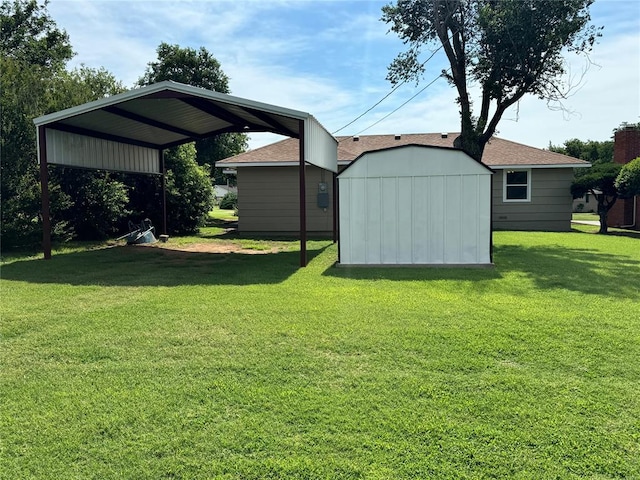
(331, 45, 445, 135)
(353, 71, 447, 137)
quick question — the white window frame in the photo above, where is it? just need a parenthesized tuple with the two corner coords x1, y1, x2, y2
(503, 169, 531, 203)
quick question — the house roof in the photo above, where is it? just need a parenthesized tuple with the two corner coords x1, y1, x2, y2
(218, 133, 591, 169)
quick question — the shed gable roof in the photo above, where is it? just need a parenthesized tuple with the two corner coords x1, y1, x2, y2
(338, 143, 494, 178)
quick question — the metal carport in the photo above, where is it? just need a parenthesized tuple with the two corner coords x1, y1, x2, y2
(33, 81, 337, 266)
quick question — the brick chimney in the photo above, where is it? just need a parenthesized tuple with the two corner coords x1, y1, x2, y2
(608, 127, 640, 229)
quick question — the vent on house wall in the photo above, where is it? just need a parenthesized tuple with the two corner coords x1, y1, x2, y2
(394, 134, 401, 140)
(353, 136, 359, 141)
(441, 133, 448, 138)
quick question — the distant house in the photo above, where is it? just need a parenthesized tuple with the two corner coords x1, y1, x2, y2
(217, 133, 590, 234)
(608, 127, 640, 230)
(213, 184, 237, 202)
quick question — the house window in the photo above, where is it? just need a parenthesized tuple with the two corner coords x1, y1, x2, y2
(503, 169, 531, 202)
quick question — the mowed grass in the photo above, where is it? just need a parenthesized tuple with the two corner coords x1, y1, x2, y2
(1, 228, 639, 479)
(572, 212, 599, 222)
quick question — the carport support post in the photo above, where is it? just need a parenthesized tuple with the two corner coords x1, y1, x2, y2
(299, 120, 307, 267)
(38, 126, 52, 260)
(160, 149, 167, 235)
(332, 172, 338, 243)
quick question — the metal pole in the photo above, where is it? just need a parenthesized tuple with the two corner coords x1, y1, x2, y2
(160, 150, 167, 235)
(299, 120, 307, 267)
(332, 172, 338, 244)
(38, 126, 52, 260)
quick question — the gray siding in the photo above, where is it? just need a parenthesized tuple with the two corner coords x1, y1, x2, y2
(237, 166, 334, 233)
(492, 168, 574, 231)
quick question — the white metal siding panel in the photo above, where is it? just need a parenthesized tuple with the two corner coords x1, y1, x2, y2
(349, 178, 367, 264)
(412, 176, 429, 262)
(45, 129, 160, 174)
(461, 175, 479, 263)
(444, 176, 461, 263)
(365, 178, 381, 264)
(429, 175, 446, 264)
(381, 177, 397, 264)
(305, 116, 338, 173)
(338, 146, 492, 266)
(397, 177, 413, 264)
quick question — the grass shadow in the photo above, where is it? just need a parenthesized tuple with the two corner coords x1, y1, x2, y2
(323, 263, 502, 282)
(493, 243, 640, 298)
(1, 243, 329, 287)
(323, 237, 640, 299)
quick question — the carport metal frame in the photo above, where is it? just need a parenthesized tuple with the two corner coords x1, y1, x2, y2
(34, 81, 337, 267)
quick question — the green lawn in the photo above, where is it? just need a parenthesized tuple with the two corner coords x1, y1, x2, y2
(572, 212, 599, 222)
(1, 228, 639, 479)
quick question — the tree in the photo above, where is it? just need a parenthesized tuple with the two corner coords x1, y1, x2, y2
(549, 139, 613, 167)
(571, 163, 621, 234)
(1, 0, 73, 248)
(381, 0, 601, 161)
(1, 1, 131, 248)
(133, 43, 245, 233)
(1, 0, 72, 69)
(137, 43, 247, 173)
(615, 157, 640, 199)
(49, 67, 130, 240)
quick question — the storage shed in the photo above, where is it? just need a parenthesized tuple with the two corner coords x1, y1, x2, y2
(338, 145, 493, 266)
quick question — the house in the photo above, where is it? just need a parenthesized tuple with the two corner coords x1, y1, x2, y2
(608, 127, 640, 230)
(213, 184, 237, 202)
(338, 144, 493, 266)
(217, 133, 590, 234)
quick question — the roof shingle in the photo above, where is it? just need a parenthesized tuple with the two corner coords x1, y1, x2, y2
(218, 133, 589, 168)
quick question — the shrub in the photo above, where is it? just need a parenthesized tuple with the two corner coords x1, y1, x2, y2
(219, 192, 237, 210)
(615, 157, 640, 198)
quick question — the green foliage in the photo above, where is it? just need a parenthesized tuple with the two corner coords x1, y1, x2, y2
(54, 168, 130, 239)
(1, 1, 129, 248)
(615, 157, 640, 198)
(137, 43, 248, 171)
(137, 42, 230, 92)
(1, 0, 73, 249)
(219, 192, 238, 210)
(549, 138, 613, 165)
(614, 122, 640, 132)
(163, 144, 214, 234)
(571, 163, 621, 199)
(571, 162, 622, 233)
(0, 0, 73, 68)
(381, 0, 600, 160)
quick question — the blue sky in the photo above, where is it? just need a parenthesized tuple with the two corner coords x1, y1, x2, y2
(48, 0, 639, 150)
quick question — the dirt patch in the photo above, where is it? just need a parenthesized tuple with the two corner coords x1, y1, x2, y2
(151, 242, 282, 255)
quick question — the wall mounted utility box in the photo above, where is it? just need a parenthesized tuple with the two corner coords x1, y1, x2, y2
(338, 145, 493, 266)
(317, 182, 329, 208)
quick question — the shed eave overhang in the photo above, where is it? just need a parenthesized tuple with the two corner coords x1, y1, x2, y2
(488, 163, 592, 169)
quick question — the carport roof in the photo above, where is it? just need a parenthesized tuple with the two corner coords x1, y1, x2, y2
(34, 80, 317, 151)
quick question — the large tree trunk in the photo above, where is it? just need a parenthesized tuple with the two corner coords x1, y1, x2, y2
(598, 210, 608, 234)
(454, 127, 485, 162)
(596, 194, 617, 234)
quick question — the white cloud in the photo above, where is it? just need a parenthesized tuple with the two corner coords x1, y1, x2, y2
(47, 0, 639, 152)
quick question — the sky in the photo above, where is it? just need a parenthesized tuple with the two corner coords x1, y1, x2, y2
(47, 0, 640, 151)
